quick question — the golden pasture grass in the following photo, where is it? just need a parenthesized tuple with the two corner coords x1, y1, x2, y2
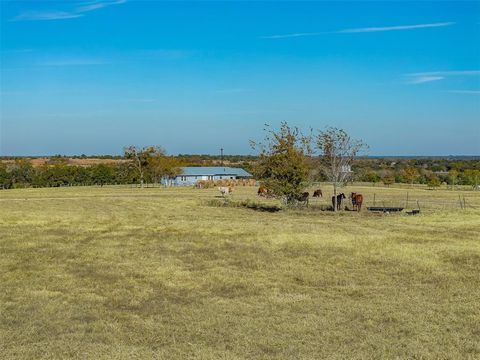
(0, 185, 479, 359)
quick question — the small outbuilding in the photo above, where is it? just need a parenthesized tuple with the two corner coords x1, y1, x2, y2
(163, 166, 253, 186)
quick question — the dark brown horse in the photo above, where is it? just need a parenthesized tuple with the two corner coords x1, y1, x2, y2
(331, 193, 346, 211)
(350, 192, 363, 211)
(297, 191, 310, 206)
(313, 189, 323, 198)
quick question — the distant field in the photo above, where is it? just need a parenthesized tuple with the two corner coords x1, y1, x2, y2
(0, 157, 128, 167)
(1, 185, 479, 359)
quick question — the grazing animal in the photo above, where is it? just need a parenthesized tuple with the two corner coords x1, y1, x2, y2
(258, 185, 270, 197)
(331, 193, 346, 211)
(313, 189, 323, 198)
(297, 191, 310, 206)
(350, 192, 363, 211)
(218, 186, 233, 196)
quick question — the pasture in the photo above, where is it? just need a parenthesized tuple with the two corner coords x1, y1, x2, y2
(1, 185, 479, 359)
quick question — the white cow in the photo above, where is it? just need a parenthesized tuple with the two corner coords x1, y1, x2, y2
(218, 186, 233, 196)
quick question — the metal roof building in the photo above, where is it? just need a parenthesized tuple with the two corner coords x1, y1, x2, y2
(163, 166, 252, 186)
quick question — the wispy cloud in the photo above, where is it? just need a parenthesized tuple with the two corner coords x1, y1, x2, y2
(408, 76, 445, 84)
(14, 11, 84, 21)
(447, 90, 480, 94)
(339, 22, 455, 33)
(405, 70, 480, 85)
(12, 0, 126, 21)
(261, 32, 323, 39)
(261, 22, 455, 39)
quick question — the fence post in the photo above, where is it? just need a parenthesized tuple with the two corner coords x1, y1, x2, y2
(417, 200, 421, 211)
(458, 195, 463, 209)
(373, 193, 376, 206)
(463, 197, 466, 209)
(406, 192, 409, 209)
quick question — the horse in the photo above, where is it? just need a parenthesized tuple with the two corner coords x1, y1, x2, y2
(331, 193, 346, 211)
(313, 189, 323, 198)
(296, 192, 309, 206)
(258, 185, 270, 197)
(350, 192, 363, 211)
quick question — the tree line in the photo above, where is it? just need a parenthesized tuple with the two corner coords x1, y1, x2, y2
(1, 128, 479, 191)
(0, 147, 182, 189)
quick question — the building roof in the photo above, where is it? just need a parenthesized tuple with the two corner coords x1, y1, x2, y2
(181, 166, 252, 177)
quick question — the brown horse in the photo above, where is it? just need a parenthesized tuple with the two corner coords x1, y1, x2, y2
(331, 193, 346, 211)
(350, 192, 363, 211)
(258, 185, 270, 197)
(313, 189, 323, 198)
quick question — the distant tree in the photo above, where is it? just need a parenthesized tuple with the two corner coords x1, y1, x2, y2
(403, 167, 419, 187)
(464, 169, 480, 189)
(0, 163, 9, 189)
(448, 170, 458, 190)
(364, 171, 380, 184)
(149, 154, 182, 185)
(124, 146, 162, 188)
(9, 159, 34, 188)
(91, 164, 114, 186)
(428, 176, 441, 189)
(382, 176, 395, 187)
(250, 122, 312, 205)
(315, 127, 367, 211)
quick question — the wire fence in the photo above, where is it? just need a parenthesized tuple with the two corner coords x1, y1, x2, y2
(348, 195, 479, 211)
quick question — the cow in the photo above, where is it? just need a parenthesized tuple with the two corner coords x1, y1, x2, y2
(218, 186, 233, 197)
(313, 189, 323, 198)
(331, 193, 346, 211)
(350, 192, 363, 211)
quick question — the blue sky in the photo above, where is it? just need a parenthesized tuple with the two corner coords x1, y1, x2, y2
(1, 1, 479, 156)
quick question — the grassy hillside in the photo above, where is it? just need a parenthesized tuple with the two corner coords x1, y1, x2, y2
(1, 185, 479, 359)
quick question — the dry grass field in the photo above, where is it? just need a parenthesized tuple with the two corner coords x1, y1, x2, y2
(1, 185, 479, 359)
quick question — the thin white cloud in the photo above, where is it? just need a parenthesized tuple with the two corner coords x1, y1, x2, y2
(12, 0, 126, 21)
(13, 11, 84, 21)
(261, 32, 323, 39)
(447, 90, 480, 94)
(338, 22, 455, 33)
(408, 76, 445, 84)
(261, 22, 455, 39)
(405, 70, 480, 85)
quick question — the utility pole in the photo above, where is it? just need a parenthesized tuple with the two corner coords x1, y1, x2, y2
(220, 148, 224, 166)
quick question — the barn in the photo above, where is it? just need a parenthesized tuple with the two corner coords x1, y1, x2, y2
(163, 167, 253, 186)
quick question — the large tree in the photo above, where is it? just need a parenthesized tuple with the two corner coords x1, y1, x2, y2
(251, 122, 312, 205)
(404, 167, 419, 187)
(148, 153, 183, 186)
(315, 127, 367, 211)
(124, 145, 163, 188)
